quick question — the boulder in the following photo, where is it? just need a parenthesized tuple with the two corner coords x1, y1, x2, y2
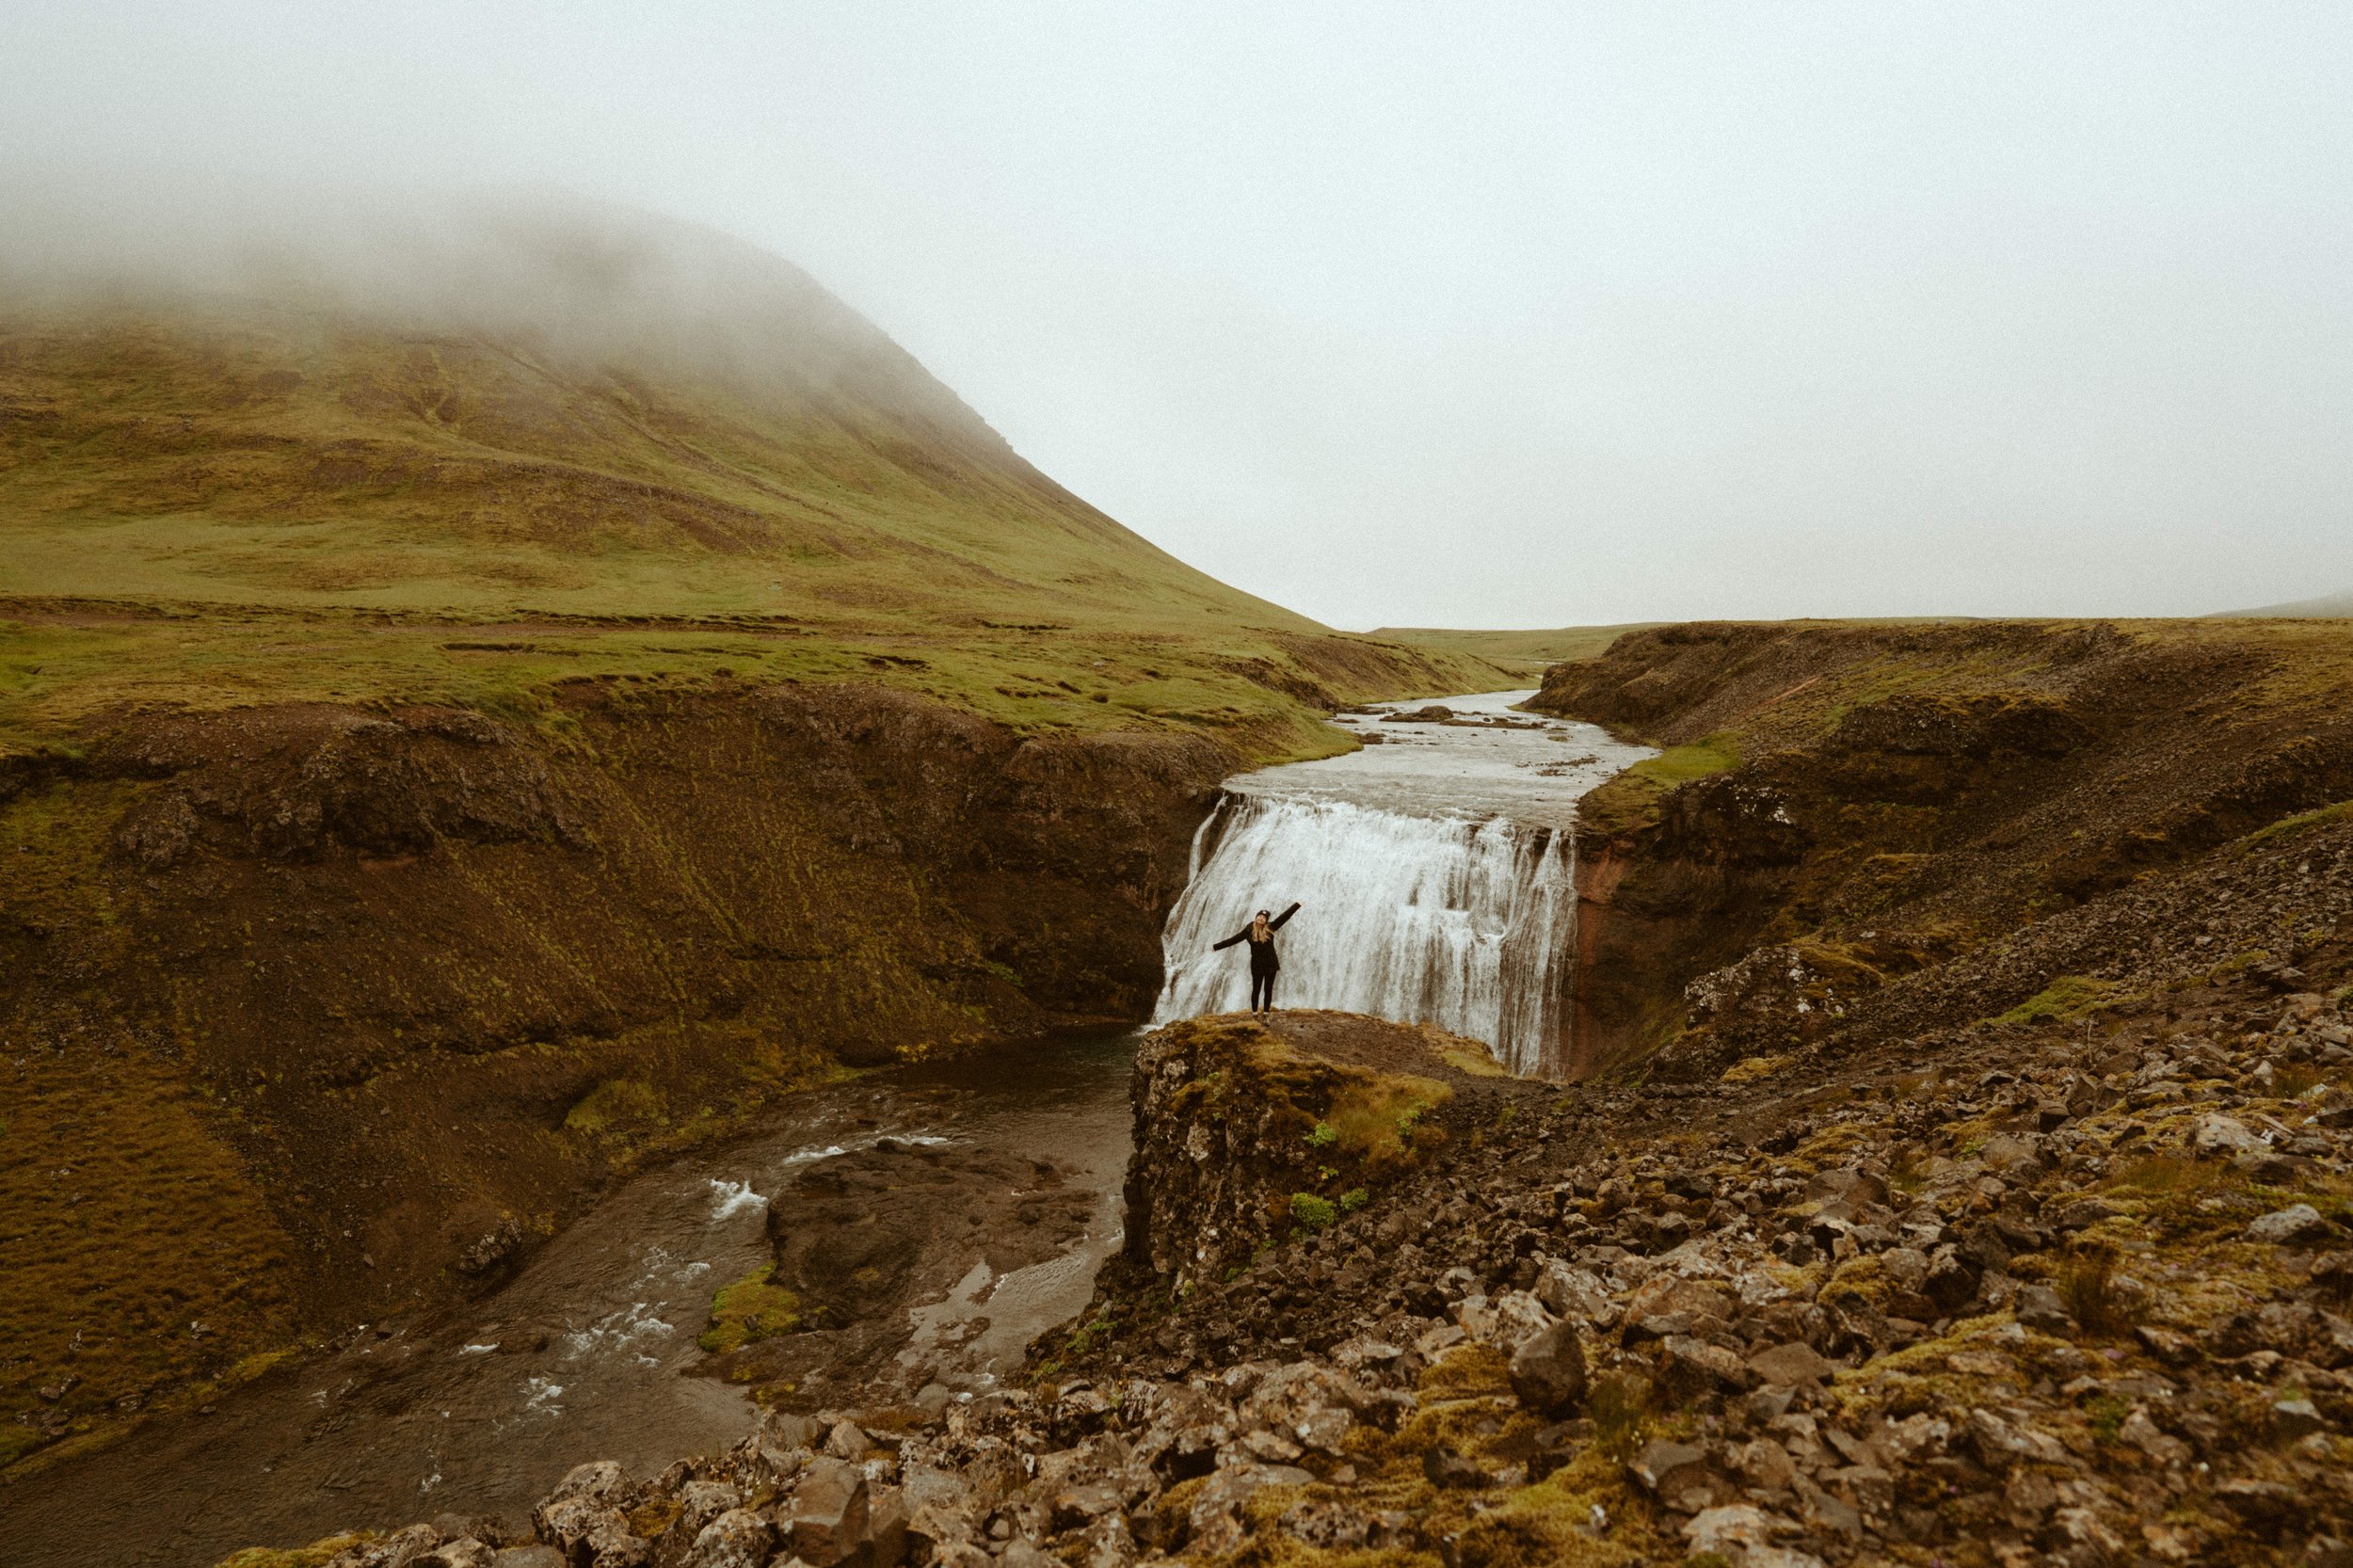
(1659, 1335, 1749, 1399)
(1740, 1435, 1804, 1493)
(1922, 1246, 1980, 1311)
(2135, 1323, 2201, 1365)
(490, 1550, 565, 1568)
(535, 1497, 628, 1562)
(489, 1550, 564, 1568)
(1683, 1503, 1788, 1558)
(2049, 1197, 2119, 1232)
(2013, 1284, 2075, 1335)
(1977, 1135, 2043, 1176)
(1627, 1438, 1706, 1493)
(781, 1458, 871, 1567)
(545, 1462, 628, 1508)
(1506, 1322, 1588, 1416)
(1239, 1362, 1368, 1452)
(2248, 1204, 2336, 1247)
(1747, 1340, 1833, 1388)
(1277, 1499, 1409, 1550)
(1049, 1483, 1124, 1534)
(1877, 1246, 1930, 1295)
(2190, 1114, 2265, 1158)
(354, 1529, 439, 1568)
(1468, 1288, 1557, 1355)
(578, 1522, 648, 1568)
(416, 1544, 495, 1568)
(429, 1517, 504, 1552)
(1186, 1464, 1314, 1553)
(2214, 1480, 2298, 1533)
(1966, 1407, 2068, 1468)
(675, 1481, 744, 1539)
(680, 1511, 775, 1568)
(1533, 1261, 1616, 1326)
(2273, 1396, 2328, 1441)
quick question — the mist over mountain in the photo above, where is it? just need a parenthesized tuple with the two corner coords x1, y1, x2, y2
(0, 176, 1309, 631)
(2234, 587, 2353, 617)
(3, 176, 928, 399)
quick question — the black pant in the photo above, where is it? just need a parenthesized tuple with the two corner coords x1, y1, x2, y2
(1251, 969, 1275, 1012)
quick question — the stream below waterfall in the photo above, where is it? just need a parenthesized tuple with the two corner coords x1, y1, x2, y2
(0, 690, 1642, 1568)
(1, 1032, 1138, 1568)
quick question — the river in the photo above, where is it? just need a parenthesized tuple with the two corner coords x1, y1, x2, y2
(0, 689, 1638, 1568)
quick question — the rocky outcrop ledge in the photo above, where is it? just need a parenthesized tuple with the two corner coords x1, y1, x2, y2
(1118, 1011, 1510, 1291)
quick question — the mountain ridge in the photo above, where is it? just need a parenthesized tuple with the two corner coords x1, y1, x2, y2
(2232, 587, 2353, 617)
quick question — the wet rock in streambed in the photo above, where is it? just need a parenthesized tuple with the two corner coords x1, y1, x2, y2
(696, 1138, 1098, 1403)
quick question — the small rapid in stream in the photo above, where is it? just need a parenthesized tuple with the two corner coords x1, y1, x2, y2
(1153, 690, 1651, 1076)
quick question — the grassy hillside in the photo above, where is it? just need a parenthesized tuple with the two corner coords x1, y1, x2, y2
(0, 215, 1498, 750)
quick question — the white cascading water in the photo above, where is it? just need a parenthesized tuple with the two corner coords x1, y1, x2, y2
(1152, 795, 1577, 1075)
(1148, 689, 1653, 1079)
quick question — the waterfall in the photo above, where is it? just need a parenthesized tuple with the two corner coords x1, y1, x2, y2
(1152, 793, 1577, 1077)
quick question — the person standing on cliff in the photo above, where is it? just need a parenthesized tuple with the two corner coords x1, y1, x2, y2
(1212, 902, 1300, 1018)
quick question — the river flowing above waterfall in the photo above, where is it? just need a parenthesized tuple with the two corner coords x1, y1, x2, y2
(1152, 690, 1652, 1076)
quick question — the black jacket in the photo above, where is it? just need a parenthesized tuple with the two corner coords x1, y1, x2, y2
(1213, 903, 1300, 973)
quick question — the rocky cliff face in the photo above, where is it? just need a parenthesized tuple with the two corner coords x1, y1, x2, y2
(1114, 1012, 1505, 1294)
(1530, 620, 2353, 1077)
(0, 680, 1231, 1465)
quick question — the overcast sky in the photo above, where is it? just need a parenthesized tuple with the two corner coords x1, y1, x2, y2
(8, 3, 2351, 629)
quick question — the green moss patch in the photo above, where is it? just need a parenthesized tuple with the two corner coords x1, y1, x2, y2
(698, 1264, 801, 1353)
(1628, 733, 1741, 787)
(2235, 798, 2353, 853)
(563, 1077, 664, 1138)
(1989, 974, 2119, 1027)
(215, 1535, 375, 1568)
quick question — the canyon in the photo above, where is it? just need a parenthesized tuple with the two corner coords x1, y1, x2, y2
(145, 611, 2353, 1568)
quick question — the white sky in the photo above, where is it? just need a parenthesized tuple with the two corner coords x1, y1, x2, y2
(8, 3, 2351, 628)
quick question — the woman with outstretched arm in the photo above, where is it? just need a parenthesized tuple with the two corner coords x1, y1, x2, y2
(1211, 902, 1301, 1018)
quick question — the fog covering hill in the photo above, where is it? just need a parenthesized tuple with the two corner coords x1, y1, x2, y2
(0, 186, 1306, 630)
(2234, 587, 2353, 617)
